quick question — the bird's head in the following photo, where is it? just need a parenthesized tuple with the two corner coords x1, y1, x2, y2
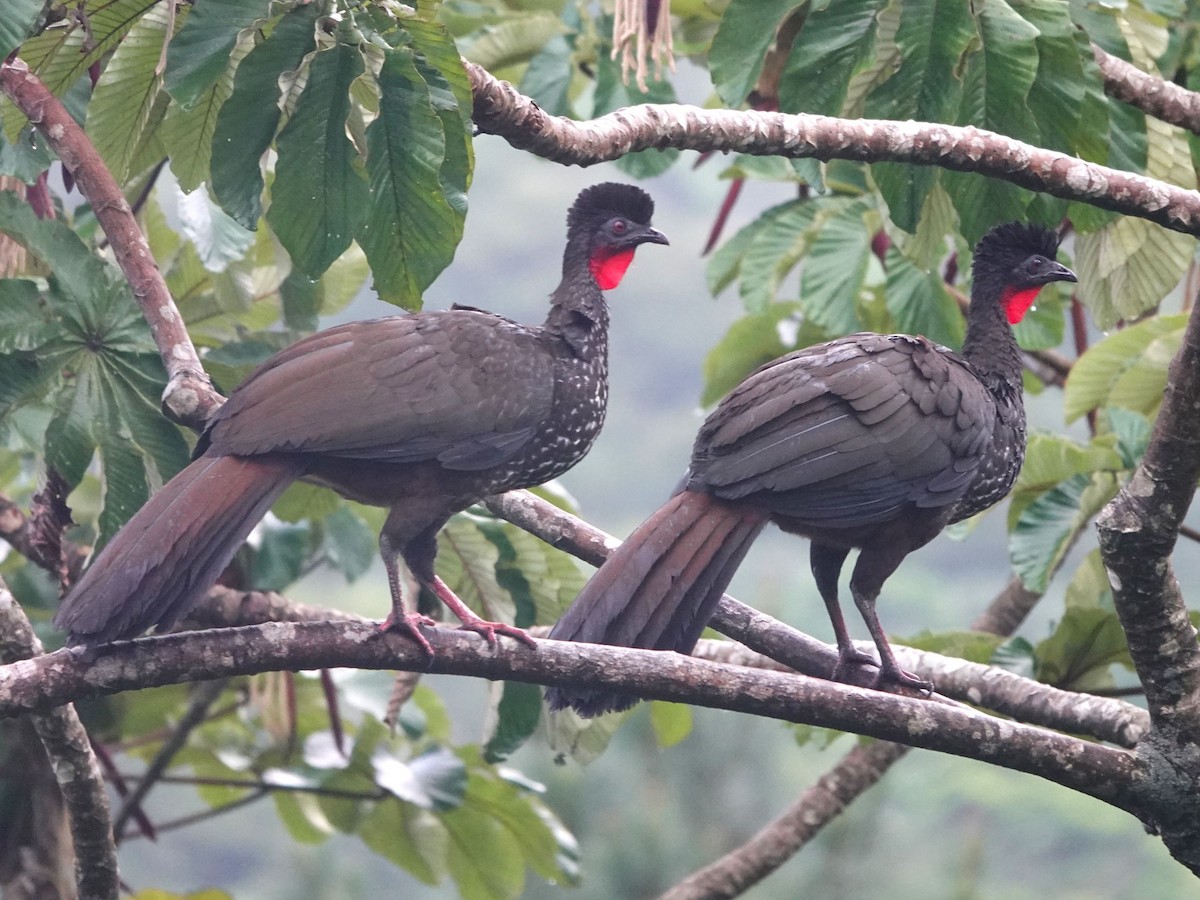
(568, 182, 669, 290)
(973, 222, 1078, 324)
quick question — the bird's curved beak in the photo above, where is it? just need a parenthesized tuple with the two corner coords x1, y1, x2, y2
(635, 226, 670, 248)
(1040, 261, 1077, 285)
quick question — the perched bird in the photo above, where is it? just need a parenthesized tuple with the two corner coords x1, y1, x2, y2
(56, 183, 668, 651)
(547, 222, 1076, 716)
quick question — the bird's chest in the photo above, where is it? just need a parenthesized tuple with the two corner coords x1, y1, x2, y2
(952, 396, 1026, 522)
(494, 353, 609, 490)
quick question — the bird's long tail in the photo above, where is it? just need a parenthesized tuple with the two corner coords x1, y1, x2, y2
(55, 454, 305, 645)
(546, 490, 766, 716)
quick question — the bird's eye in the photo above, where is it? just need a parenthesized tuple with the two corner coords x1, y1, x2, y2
(611, 219, 628, 235)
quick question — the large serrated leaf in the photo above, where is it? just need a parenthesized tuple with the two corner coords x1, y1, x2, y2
(709, 0, 797, 106)
(1074, 126, 1195, 328)
(360, 799, 448, 882)
(779, 0, 886, 115)
(738, 200, 822, 313)
(799, 199, 874, 334)
(437, 514, 515, 626)
(1063, 313, 1187, 422)
(356, 45, 462, 308)
(210, 4, 320, 227)
(483, 681, 543, 763)
(0, 0, 40, 59)
(701, 303, 810, 406)
(883, 246, 962, 348)
(1034, 606, 1132, 690)
(85, 3, 176, 184)
(1009, 472, 1119, 593)
(464, 12, 567, 71)
(164, 0, 273, 110)
(267, 42, 369, 278)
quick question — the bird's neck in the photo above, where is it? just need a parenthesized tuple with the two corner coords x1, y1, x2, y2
(960, 286, 1024, 393)
(545, 247, 610, 359)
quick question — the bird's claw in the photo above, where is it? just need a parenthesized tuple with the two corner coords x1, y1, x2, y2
(455, 619, 538, 650)
(379, 612, 438, 658)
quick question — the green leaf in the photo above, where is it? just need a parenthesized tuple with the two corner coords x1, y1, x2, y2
(267, 42, 369, 278)
(649, 701, 693, 748)
(902, 630, 1003, 665)
(1021, 0, 1109, 161)
(160, 177, 255, 273)
(360, 800, 447, 882)
(991, 636, 1036, 679)
(1102, 406, 1152, 469)
(324, 506, 376, 583)
(1011, 433, 1124, 500)
(1009, 472, 1119, 593)
(464, 13, 567, 71)
(799, 199, 873, 334)
(483, 681, 543, 763)
(1075, 153, 1195, 329)
(1062, 313, 1187, 423)
(958, 0, 1040, 142)
(1034, 607, 1132, 690)
(709, 0, 798, 106)
(701, 303, 807, 406)
(779, 0, 887, 115)
(737, 199, 821, 313)
(272, 789, 334, 845)
(1011, 281, 1067, 352)
(356, 45, 461, 308)
(1063, 548, 1113, 611)
(210, 4, 320, 227)
(0, 0, 40, 59)
(437, 514, 516, 627)
(251, 522, 311, 590)
(374, 746, 467, 812)
(0, 195, 189, 542)
(883, 247, 963, 348)
(85, 3, 175, 184)
(164, 0, 273, 110)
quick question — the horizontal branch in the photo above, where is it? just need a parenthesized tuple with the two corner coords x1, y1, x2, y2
(0, 621, 1138, 814)
(466, 63, 1200, 237)
(485, 492, 1146, 747)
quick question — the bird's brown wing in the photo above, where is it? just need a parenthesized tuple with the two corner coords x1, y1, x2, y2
(202, 311, 556, 471)
(691, 333, 996, 528)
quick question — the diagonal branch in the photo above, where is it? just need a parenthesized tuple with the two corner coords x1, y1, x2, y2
(0, 58, 222, 428)
(1093, 44, 1200, 137)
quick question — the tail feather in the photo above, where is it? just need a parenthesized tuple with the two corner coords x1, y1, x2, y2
(55, 454, 305, 645)
(546, 491, 765, 716)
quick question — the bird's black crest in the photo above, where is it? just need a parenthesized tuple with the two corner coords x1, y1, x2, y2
(976, 221, 1061, 262)
(569, 182, 655, 228)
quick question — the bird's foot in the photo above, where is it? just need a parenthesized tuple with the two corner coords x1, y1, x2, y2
(831, 646, 881, 684)
(379, 611, 438, 657)
(872, 665, 934, 697)
(454, 614, 538, 650)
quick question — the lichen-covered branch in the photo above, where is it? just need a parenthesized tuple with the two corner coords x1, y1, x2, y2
(1094, 45, 1200, 137)
(0, 582, 118, 900)
(0, 59, 221, 428)
(1097, 296, 1200, 740)
(465, 63, 1200, 237)
(0, 622, 1139, 814)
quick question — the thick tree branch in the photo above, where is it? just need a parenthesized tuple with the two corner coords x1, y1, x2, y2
(0, 582, 117, 900)
(1097, 295, 1200, 740)
(1094, 45, 1200, 137)
(0, 58, 221, 428)
(0, 623, 1139, 815)
(465, 63, 1200, 237)
(484, 492, 1144, 745)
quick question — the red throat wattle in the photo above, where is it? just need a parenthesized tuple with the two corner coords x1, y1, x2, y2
(589, 248, 636, 290)
(1002, 285, 1042, 325)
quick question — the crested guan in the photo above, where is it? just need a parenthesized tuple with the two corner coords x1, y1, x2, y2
(547, 222, 1077, 716)
(55, 182, 668, 651)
